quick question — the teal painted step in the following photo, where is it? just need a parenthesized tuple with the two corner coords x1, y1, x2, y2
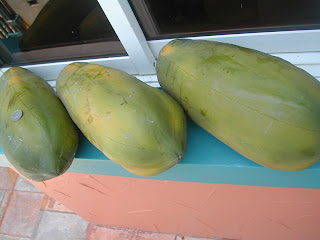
(1, 117, 320, 188)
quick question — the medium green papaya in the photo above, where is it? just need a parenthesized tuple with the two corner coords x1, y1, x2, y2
(56, 62, 187, 176)
(0, 67, 78, 181)
(157, 39, 320, 171)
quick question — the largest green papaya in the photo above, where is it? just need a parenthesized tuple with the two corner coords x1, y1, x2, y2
(0, 67, 78, 181)
(157, 39, 320, 171)
(56, 62, 187, 176)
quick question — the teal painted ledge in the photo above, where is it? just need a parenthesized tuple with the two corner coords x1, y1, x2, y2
(1, 117, 320, 189)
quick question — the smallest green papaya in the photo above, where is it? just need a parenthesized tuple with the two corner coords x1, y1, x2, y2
(0, 67, 78, 181)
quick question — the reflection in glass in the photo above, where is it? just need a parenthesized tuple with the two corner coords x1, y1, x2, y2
(0, 0, 125, 67)
(130, 0, 320, 40)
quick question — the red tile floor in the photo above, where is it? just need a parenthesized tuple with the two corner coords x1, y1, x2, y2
(0, 167, 230, 240)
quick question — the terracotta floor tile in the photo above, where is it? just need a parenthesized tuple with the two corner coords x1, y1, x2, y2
(0, 191, 44, 237)
(0, 190, 11, 221)
(14, 177, 43, 193)
(41, 195, 73, 213)
(0, 167, 17, 190)
(86, 224, 176, 240)
(33, 211, 88, 240)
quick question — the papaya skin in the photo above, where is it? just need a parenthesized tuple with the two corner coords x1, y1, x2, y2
(0, 67, 78, 181)
(56, 63, 187, 176)
(157, 39, 320, 171)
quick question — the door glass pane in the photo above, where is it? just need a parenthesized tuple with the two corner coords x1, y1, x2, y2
(129, 0, 320, 40)
(0, 0, 126, 67)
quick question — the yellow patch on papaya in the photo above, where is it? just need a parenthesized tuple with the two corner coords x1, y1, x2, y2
(9, 75, 21, 84)
(160, 45, 174, 55)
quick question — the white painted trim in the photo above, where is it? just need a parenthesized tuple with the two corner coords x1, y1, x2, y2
(148, 29, 320, 58)
(134, 74, 157, 83)
(1, 56, 138, 81)
(146, 81, 160, 88)
(97, 0, 156, 74)
(46, 74, 159, 89)
(272, 52, 320, 65)
(296, 64, 320, 78)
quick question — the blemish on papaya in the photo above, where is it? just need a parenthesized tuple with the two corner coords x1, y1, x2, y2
(104, 70, 111, 77)
(7, 92, 23, 110)
(87, 115, 93, 124)
(183, 97, 191, 108)
(8, 97, 16, 110)
(9, 76, 20, 84)
(120, 98, 128, 106)
(200, 109, 207, 117)
(105, 111, 112, 120)
(161, 45, 174, 55)
(301, 148, 316, 157)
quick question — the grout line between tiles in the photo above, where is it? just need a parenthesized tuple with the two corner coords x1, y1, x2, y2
(11, 190, 44, 194)
(84, 222, 94, 240)
(0, 232, 32, 238)
(10, 168, 19, 189)
(42, 209, 75, 214)
(40, 195, 49, 210)
(42, 210, 77, 215)
(6, 168, 17, 185)
(30, 209, 44, 240)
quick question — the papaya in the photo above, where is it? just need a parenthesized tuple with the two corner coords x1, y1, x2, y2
(156, 39, 320, 171)
(0, 67, 78, 181)
(56, 62, 187, 176)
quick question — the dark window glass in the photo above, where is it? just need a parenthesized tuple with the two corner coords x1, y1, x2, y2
(129, 0, 320, 40)
(0, 0, 126, 67)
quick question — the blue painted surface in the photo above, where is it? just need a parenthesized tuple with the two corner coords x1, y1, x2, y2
(1, 117, 320, 188)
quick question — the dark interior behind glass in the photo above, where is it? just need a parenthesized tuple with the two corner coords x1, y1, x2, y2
(0, 0, 126, 67)
(129, 0, 320, 40)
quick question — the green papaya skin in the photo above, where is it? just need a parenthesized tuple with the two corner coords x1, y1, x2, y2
(157, 39, 320, 171)
(0, 67, 78, 181)
(56, 63, 187, 176)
